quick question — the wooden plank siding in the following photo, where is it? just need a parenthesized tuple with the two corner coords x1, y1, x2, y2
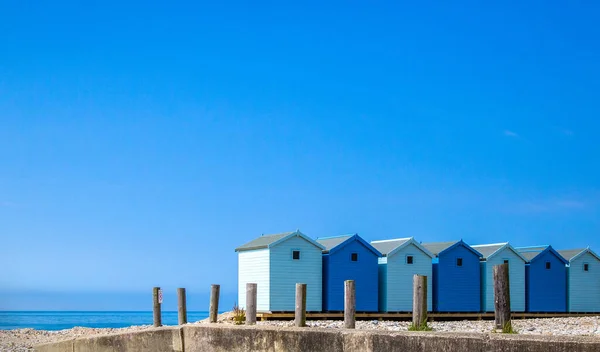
(481, 249, 526, 312)
(378, 258, 388, 312)
(567, 251, 600, 312)
(269, 236, 323, 311)
(322, 238, 379, 311)
(434, 244, 481, 312)
(525, 249, 567, 312)
(380, 244, 433, 312)
(238, 248, 270, 311)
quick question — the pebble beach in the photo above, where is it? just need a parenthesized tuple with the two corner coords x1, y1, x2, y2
(2, 315, 599, 352)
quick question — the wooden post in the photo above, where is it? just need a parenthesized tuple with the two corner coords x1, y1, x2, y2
(246, 283, 257, 325)
(177, 288, 187, 325)
(494, 263, 511, 331)
(344, 280, 356, 329)
(295, 283, 307, 327)
(412, 275, 428, 329)
(152, 287, 162, 327)
(209, 284, 220, 323)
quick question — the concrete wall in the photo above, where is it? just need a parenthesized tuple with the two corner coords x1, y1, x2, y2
(36, 327, 183, 352)
(36, 324, 600, 352)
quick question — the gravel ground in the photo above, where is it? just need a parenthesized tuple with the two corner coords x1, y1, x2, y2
(243, 317, 600, 336)
(2, 315, 599, 352)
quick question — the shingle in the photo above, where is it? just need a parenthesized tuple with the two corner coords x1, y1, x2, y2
(420, 241, 458, 256)
(317, 235, 353, 253)
(557, 249, 586, 262)
(516, 246, 548, 262)
(471, 243, 507, 259)
(519, 251, 539, 261)
(235, 232, 294, 252)
(370, 238, 410, 256)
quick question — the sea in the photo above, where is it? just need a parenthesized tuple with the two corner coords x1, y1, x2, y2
(0, 311, 210, 331)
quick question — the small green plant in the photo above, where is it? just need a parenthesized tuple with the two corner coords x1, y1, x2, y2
(502, 322, 518, 334)
(408, 319, 433, 331)
(232, 302, 246, 325)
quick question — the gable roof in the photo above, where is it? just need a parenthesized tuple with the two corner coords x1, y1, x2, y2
(420, 240, 482, 258)
(317, 234, 382, 256)
(515, 245, 568, 264)
(371, 237, 434, 259)
(558, 247, 600, 262)
(317, 235, 353, 252)
(371, 238, 410, 256)
(235, 230, 325, 252)
(558, 249, 586, 262)
(471, 242, 528, 262)
(516, 246, 549, 262)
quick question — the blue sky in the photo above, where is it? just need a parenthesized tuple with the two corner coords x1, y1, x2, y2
(1, 1, 599, 310)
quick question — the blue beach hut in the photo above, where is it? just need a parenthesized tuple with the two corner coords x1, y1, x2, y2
(235, 230, 325, 312)
(316, 234, 382, 312)
(471, 243, 527, 312)
(558, 247, 600, 313)
(421, 241, 482, 312)
(516, 246, 568, 313)
(371, 238, 434, 312)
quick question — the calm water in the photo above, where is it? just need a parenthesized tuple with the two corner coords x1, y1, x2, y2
(0, 311, 210, 330)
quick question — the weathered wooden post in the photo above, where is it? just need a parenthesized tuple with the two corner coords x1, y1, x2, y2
(209, 284, 220, 323)
(177, 288, 187, 325)
(152, 287, 162, 327)
(295, 283, 307, 327)
(412, 275, 428, 329)
(344, 280, 356, 329)
(246, 283, 257, 325)
(494, 263, 511, 331)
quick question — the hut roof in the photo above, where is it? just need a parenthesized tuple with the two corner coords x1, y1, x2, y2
(515, 245, 568, 264)
(471, 242, 528, 262)
(558, 248, 600, 262)
(371, 238, 410, 256)
(316, 235, 353, 252)
(235, 230, 324, 252)
(420, 241, 458, 256)
(371, 237, 433, 258)
(317, 234, 382, 256)
(420, 240, 482, 258)
(557, 249, 586, 262)
(516, 246, 549, 261)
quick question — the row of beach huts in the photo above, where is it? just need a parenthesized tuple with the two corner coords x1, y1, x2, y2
(235, 230, 600, 313)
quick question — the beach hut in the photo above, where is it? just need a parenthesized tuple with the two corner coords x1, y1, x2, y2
(421, 241, 482, 312)
(558, 247, 600, 313)
(471, 243, 527, 312)
(516, 246, 568, 313)
(317, 234, 382, 312)
(370, 238, 434, 312)
(235, 230, 325, 312)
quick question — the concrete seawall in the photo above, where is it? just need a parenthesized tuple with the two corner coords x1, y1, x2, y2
(36, 324, 600, 352)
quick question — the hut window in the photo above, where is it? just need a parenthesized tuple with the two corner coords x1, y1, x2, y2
(292, 250, 300, 260)
(545, 262, 551, 270)
(351, 253, 358, 262)
(503, 259, 509, 265)
(456, 258, 463, 267)
(584, 263, 589, 272)
(406, 255, 414, 265)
